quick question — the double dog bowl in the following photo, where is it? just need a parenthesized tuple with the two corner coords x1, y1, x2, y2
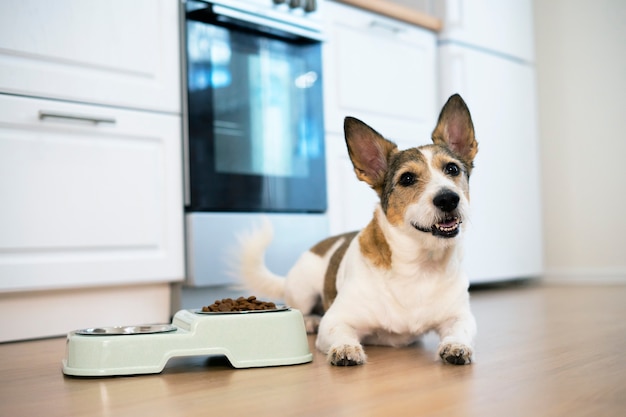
(62, 307, 312, 376)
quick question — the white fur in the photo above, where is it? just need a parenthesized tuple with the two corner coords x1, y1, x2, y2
(237, 218, 285, 300)
(316, 205, 476, 365)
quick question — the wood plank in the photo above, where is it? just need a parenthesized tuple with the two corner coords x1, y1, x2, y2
(1, 284, 625, 416)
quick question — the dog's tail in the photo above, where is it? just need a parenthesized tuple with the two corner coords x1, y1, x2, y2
(237, 218, 286, 300)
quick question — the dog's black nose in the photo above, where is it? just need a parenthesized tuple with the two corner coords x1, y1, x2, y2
(433, 190, 460, 212)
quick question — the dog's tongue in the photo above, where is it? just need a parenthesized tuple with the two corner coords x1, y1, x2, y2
(439, 218, 457, 227)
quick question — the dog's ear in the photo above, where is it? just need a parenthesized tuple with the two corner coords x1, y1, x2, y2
(344, 117, 397, 195)
(432, 94, 478, 164)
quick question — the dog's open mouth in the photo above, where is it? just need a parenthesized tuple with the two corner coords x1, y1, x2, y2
(412, 216, 461, 238)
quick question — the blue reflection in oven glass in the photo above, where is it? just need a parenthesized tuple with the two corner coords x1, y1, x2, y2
(184, 2, 326, 212)
(188, 21, 232, 91)
(186, 16, 324, 182)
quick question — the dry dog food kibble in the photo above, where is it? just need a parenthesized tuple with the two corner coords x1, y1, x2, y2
(201, 296, 277, 312)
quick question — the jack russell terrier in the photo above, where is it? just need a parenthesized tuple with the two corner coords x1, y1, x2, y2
(239, 94, 478, 366)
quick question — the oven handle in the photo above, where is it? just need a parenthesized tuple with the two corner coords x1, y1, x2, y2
(212, 4, 325, 42)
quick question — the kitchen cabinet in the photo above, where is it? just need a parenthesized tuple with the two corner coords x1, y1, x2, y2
(0, 0, 184, 341)
(0, 0, 180, 113)
(439, 45, 542, 282)
(322, 1, 437, 146)
(323, 1, 438, 235)
(0, 94, 184, 291)
(435, 0, 543, 283)
(434, 0, 534, 62)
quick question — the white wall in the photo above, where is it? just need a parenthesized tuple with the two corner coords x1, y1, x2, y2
(534, 0, 626, 283)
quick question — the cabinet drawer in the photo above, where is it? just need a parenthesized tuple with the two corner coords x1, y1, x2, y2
(0, 94, 184, 291)
(0, 0, 180, 113)
(323, 1, 437, 145)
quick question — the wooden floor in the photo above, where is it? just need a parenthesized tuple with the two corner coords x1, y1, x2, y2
(1, 283, 625, 416)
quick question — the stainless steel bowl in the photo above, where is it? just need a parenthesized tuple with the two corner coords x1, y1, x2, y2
(75, 324, 176, 336)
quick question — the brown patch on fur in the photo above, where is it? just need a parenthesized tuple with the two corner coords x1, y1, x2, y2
(383, 150, 430, 225)
(431, 147, 471, 184)
(321, 232, 358, 310)
(311, 232, 354, 257)
(431, 148, 471, 196)
(358, 215, 392, 270)
(429, 144, 472, 180)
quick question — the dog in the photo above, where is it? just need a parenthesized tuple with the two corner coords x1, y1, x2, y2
(238, 94, 477, 366)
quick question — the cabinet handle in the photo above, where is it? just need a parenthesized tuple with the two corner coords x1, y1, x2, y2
(369, 20, 405, 35)
(38, 110, 116, 125)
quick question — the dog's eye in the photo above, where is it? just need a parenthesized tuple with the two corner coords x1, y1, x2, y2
(398, 172, 417, 187)
(445, 162, 460, 177)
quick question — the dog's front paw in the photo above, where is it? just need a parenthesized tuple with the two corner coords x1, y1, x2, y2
(438, 342, 473, 365)
(327, 344, 367, 366)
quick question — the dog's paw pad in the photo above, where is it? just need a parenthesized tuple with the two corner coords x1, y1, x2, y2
(327, 344, 366, 366)
(439, 343, 472, 365)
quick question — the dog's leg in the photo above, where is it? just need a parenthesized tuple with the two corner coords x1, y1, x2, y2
(302, 315, 322, 334)
(282, 252, 328, 334)
(316, 317, 367, 366)
(436, 313, 476, 365)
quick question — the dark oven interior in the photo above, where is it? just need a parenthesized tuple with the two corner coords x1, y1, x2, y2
(183, 1, 326, 213)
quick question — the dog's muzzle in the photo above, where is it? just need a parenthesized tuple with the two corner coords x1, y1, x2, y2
(412, 189, 462, 238)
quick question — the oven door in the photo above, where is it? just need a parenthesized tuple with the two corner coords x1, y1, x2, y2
(184, 1, 326, 213)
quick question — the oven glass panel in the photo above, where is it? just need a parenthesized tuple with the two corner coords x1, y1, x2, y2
(186, 6, 326, 213)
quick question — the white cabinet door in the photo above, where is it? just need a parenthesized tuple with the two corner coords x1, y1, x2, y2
(439, 44, 543, 282)
(323, 1, 437, 145)
(0, 0, 180, 113)
(434, 0, 535, 61)
(0, 94, 185, 291)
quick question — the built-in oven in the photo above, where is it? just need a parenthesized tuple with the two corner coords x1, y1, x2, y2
(180, 0, 328, 292)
